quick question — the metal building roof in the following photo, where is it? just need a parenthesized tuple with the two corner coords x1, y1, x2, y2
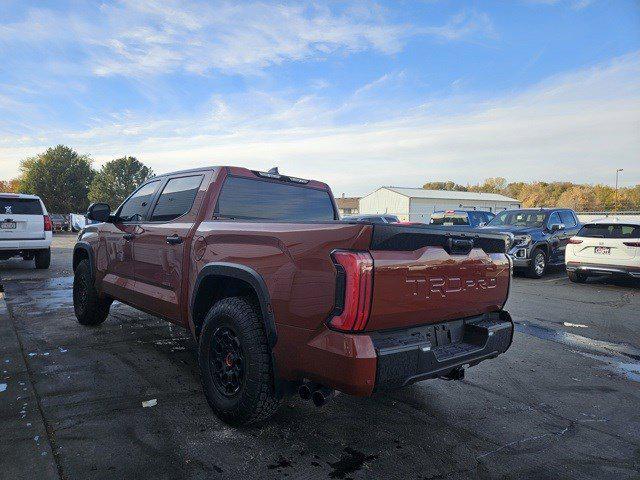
(381, 186, 520, 203)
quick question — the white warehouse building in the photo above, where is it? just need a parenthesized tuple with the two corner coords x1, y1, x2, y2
(359, 187, 521, 223)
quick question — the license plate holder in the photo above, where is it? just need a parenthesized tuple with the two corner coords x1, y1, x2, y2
(1, 222, 16, 230)
(594, 246, 610, 255)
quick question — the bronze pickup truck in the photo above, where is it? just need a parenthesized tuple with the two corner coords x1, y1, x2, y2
(73, 166, 514, 425)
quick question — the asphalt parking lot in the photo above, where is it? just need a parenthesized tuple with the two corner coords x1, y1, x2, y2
(1, 235, 639, 479)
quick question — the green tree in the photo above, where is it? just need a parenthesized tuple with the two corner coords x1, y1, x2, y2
(557, 186, 597, 211)
(422, 181, 467, 191)
(421, 176, 640, 211)
(0, 178, 21, 193)
(88, 156, 153, 208)
(20, 145, 95, 213)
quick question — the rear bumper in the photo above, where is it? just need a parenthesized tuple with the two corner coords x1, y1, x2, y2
(0, 237, 52, 251)
(289, 311, 514, 396)
(372, 311, 514, 391)
(566, 262, 640, 278)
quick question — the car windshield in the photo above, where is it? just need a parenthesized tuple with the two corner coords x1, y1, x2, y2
(487, 210, 546, 228)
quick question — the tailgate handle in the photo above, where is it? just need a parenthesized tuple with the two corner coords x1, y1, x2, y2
(447, 238, 474, 255)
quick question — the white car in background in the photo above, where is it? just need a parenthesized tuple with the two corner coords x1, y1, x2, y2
(565, 218, 640, 283)
(0, 193, 52, 269)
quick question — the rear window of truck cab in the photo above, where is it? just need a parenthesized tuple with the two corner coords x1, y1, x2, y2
(0, 197, 43, 215)
(430, 212, 468, 225)
(578, 223, 640, 239)
(215, 176, 336, 221)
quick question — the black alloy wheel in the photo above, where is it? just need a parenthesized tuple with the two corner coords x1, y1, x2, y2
(210, 326, 245, 397)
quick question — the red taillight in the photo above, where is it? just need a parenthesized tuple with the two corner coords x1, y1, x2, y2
(43, 215, 52, 232)
(623, 241, 640, 247)
(568, 238, 583, 244)
(328, 251, 373, 332)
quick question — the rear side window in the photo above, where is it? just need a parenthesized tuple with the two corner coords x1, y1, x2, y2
(118, 180, 160, 222)
(150, 175, 203, 222)
(0, 198, 42, 215)
(215, 177, 336, 221)
(467, 211, 488, 226)
(578, 224, 640, 238)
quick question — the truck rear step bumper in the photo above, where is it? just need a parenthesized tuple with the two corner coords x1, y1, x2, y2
(371, 310, 513, 391)
(287, 310, 513, 396)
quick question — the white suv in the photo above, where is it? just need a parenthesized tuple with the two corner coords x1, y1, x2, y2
(565, 218, 640, 282)
(0, 193, 52, 269)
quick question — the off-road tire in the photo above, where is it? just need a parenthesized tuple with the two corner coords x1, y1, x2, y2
(34, 248, 51, 269)
(73, 259, 111, 325)
(567, 271, 587, 283)
(527, 247, 547, 278)
(198, 297, 282, 426)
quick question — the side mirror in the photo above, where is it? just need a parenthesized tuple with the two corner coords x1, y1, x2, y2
(550, 223, 565, 232)
(86, 203, 111, 223)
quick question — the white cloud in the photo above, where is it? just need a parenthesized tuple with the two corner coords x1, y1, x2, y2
(525, 0, 595, 10)
(419, 10, 497, 41)
(0, 1, 497, 79)
(1, 52, 638, 195)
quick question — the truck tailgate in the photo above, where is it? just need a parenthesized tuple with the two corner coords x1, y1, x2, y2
(365, 224, 510, 331)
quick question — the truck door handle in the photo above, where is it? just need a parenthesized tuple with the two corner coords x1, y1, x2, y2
(166, 234, 183, 245)
(122, 233, 135, 240)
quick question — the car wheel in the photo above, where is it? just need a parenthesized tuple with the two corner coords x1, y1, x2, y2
(527, 248, 547, 278)
(567, 271, 587, 283)
(198, 297, 282, 426)
(73, 259, 111, 325)
(34, 248, 51, 269)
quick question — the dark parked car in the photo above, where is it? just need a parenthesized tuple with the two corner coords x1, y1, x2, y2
(73, 166, 513, 425)
(481, 208, 581, 278)
(342, 214, 399, 224)
(50, 213, 70, 232)
(429, 210, 495, 227)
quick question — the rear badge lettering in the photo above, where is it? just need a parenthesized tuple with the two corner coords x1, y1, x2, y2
(406, 275, 497, 299)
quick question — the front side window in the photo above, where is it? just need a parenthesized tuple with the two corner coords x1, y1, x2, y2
(215, 177, 336, 221)
(150, 175, 203, 222)
(547, 212, 561, 228)
(118, 181, 160, 222)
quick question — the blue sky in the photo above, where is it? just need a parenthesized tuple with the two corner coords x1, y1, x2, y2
(1, 0, 639, 195)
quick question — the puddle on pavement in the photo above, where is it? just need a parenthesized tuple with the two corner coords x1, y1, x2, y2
(5, 276, 73, 314)
(515, 322, 640, 383)
(575, 352, 640, 383)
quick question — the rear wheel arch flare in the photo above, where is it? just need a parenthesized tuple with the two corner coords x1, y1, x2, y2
(191, 263, 277, 347)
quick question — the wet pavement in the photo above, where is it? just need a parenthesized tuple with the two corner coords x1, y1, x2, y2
(1, 235, 639, 479)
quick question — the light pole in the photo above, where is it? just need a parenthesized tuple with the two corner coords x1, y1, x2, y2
(615, 168, 623, 211)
